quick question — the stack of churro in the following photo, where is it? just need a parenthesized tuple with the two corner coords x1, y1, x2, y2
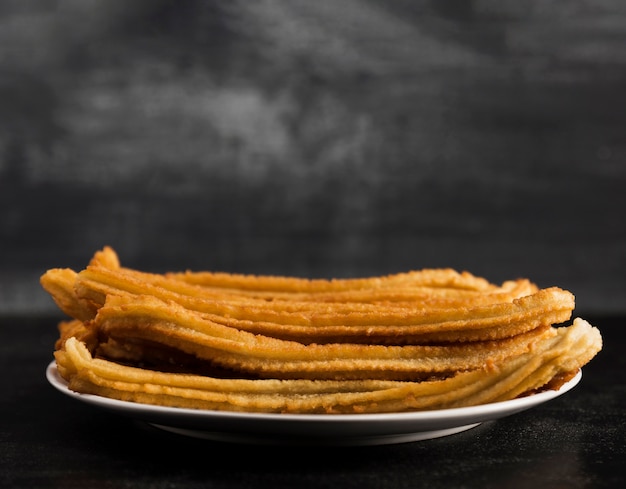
(41, 247, 602, 414)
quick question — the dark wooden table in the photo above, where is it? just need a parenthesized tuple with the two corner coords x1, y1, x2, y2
(2, 315, 624, 489)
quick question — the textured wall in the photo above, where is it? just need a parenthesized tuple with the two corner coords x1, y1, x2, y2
(1, 0, 625, 315)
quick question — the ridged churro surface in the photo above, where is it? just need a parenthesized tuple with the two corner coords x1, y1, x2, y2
(42, 246, 602, 414)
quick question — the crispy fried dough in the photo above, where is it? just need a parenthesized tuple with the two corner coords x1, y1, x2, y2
(165, 267, 499, 299)
(55, 318, 601, 414)
(68, 246, 537, 308)
(59, 262, 567, 344)
(55, 319, 97, 352)
(75, 262, 539, 310)
(41, 263, 552, 345)
(42, 246, 602, 414)
(41, 264, 538, 330)
(40, 268, 94, 322)
(91, 294, 555, 380)
(75, 268, 570, 343)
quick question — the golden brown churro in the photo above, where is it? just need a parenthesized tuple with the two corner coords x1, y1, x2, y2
(41, 247, 602, 414)
(55, 318, 601, 414)
(91, 294, 556, 380)
(45, 262, 563, 344)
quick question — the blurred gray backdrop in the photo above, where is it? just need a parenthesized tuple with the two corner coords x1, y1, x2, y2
(1, 0, 625, 316)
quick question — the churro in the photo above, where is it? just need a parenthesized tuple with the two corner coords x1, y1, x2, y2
(42, 260, 562, 344)
(54, 318, 601, 414)
(41, 247, 602, 414)
(90, 294, 555, 380)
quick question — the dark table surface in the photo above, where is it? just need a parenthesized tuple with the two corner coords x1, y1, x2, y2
(1, 315, 624, 489)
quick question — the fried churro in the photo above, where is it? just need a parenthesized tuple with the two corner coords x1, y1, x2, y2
(42, 259, 559, 344)
(91, 294, 555, 380)
(55, 318, 601, 414)
(41, 247, 602, 414)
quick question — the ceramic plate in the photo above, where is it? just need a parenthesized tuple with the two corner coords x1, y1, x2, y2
(46, 361, 581, 446)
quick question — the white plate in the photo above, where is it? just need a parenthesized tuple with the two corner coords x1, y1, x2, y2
(46, 361, 581, 446)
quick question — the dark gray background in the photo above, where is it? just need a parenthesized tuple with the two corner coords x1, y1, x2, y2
(1, 0, 625, 316)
